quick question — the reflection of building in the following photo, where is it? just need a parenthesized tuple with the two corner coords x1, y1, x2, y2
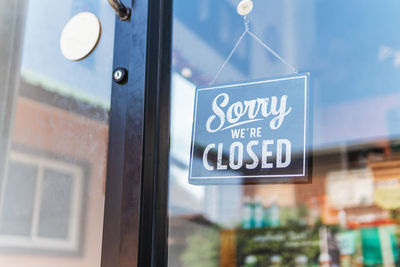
(0, 0, 114, 265)
(0, 81, 108, 266)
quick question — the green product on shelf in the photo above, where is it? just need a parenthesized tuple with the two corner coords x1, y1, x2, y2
(242, 197, 254, 229)
(265, 203, 280, 227)
(253, 197, 264, 228)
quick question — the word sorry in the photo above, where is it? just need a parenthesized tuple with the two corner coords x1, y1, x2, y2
(206, 93, 291, 133)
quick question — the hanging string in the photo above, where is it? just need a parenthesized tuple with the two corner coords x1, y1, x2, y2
(247, 31, 298, 74)
(210, 30, 247, 85)
(210, 16, 298, 85)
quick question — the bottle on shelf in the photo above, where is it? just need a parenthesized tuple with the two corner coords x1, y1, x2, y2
(253, 196, 264, 228)
(242, 196, 253, 229)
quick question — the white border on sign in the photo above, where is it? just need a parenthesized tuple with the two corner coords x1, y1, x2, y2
(189, 74, 308, 180)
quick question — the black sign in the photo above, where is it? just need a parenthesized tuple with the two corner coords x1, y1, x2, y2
(189, 74, 312, 185)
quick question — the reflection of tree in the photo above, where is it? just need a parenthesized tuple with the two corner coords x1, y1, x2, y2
(181, 227, 220, 267)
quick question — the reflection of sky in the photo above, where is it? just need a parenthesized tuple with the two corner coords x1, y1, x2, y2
(21, 0, 115, 108)
(173, 0, 400, 147)
(312, 1, 400, 105)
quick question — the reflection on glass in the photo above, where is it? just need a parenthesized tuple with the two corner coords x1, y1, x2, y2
(0, 0, 114, 266)
(38, 169, 73, 239)
(169, 0, 400, 266)
(0, 162, 37, 237)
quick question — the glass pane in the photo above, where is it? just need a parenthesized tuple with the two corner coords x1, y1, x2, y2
(0, 0, 114, 265)
(169, 1, 400, 266)
(0, 161, 37, 237)
(38, 169, 73, 239)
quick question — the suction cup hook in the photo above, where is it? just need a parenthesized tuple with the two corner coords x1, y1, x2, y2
(237, 0, 254, 16)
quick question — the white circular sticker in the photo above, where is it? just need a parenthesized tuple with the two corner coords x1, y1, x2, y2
(60, 12, 101, 61)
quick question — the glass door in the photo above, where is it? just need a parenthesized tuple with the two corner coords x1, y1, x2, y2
(0, 0, 115, 266)
(168, 1, 400, 266)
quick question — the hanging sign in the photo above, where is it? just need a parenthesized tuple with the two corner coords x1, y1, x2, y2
(189, 73, 312, 185)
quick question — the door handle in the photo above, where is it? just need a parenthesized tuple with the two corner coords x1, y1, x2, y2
(108, 0, 131, 21)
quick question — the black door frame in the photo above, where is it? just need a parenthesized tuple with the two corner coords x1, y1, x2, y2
(101, 0, 172, 266)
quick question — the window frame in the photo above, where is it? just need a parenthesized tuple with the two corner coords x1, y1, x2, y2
(0, 148, 89, 256)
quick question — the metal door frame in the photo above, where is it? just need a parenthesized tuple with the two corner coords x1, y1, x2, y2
(101, 0, 172, 266)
